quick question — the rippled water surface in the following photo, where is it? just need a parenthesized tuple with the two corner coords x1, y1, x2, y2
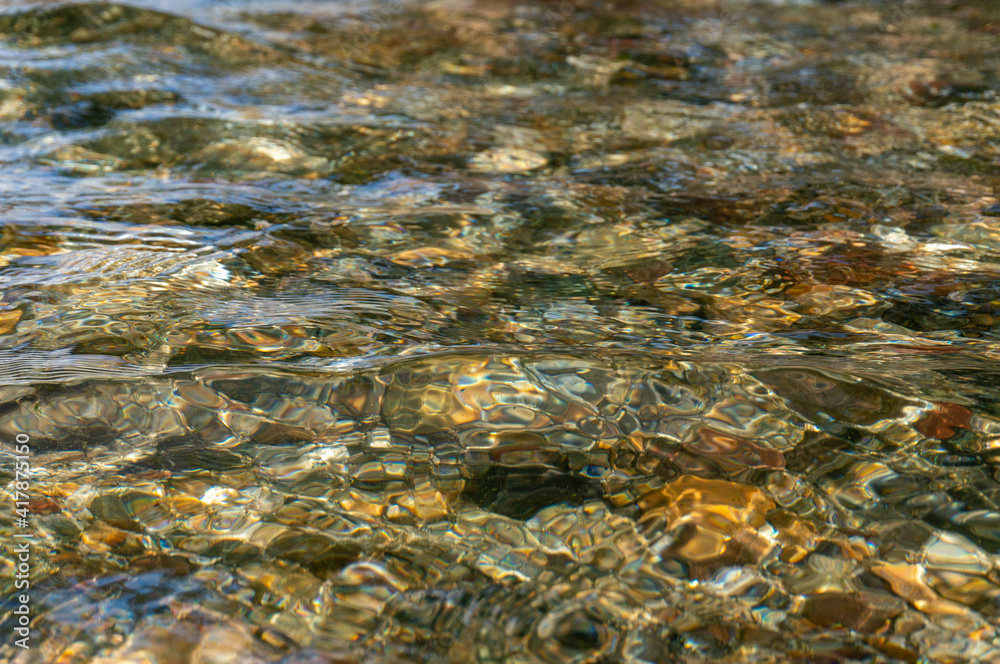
(2, 0, 1000, 661)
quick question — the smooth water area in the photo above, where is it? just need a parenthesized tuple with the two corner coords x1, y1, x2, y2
(1, 0, 1000, 661)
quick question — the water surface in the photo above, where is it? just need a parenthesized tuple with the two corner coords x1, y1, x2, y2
(2, 0, 1000, 661)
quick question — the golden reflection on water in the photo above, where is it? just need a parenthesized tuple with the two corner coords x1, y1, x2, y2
(2, 0, 1000, 662)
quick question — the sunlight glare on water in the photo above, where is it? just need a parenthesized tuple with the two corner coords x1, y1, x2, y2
(2, 0, 1000, 662)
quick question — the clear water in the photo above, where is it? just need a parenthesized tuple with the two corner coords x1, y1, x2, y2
(2, 0, 1000, 661)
